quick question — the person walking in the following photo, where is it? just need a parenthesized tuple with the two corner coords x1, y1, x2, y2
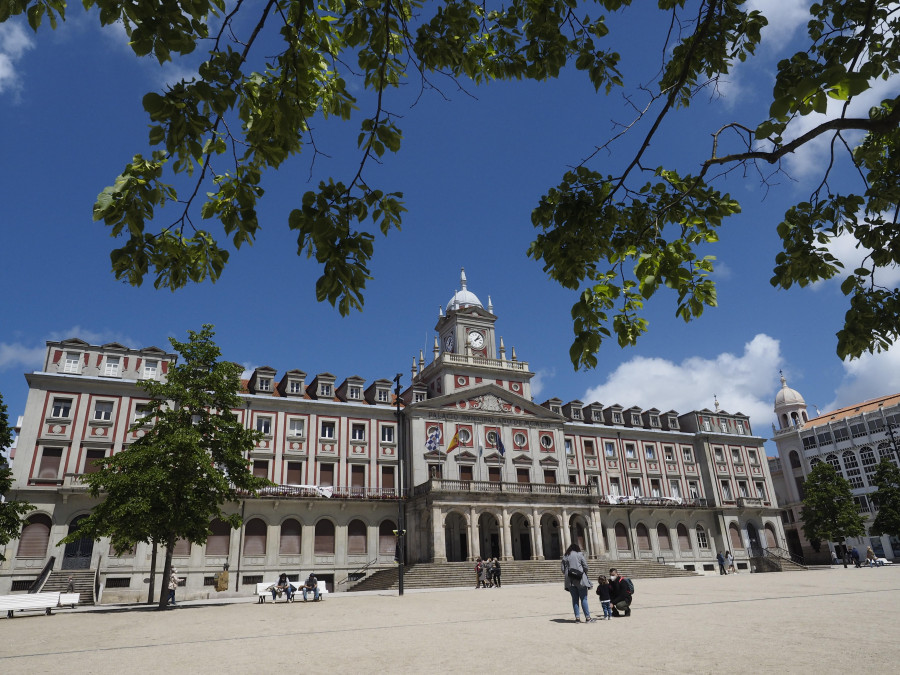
(562, 543, 594, 623)
(726, 551, 737, 574)
(716, 551, 727, 575)
(492, 558, 502, 588)
(474, 557, 483, 589)
(483, 558, 493, 587)
(167, 568, 183, 606)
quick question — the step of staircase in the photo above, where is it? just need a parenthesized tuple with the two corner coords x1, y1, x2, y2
(349, 559, 697, 592)
(42, 570, 96, 605)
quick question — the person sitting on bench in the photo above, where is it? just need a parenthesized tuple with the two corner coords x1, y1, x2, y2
(271, 572, 294, 601)
(302, 572, 320, 601)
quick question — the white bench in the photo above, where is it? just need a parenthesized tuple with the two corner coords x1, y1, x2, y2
(256, 582, 296, 603)
(299, 581, 328, 601)
(59, 593, 81, 609)
(0, 592, 61, 618)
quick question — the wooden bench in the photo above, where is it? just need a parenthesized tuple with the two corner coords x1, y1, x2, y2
(0, 592, 62, 618)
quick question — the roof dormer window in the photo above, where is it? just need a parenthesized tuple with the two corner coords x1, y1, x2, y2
(63, 352, 81, 374)
(348, 387, 361, 400)
(631, 413, 641, 425)
(320, 383, 332, 397)
(289, 380, 302, 394)
(257, 378, 272, 392)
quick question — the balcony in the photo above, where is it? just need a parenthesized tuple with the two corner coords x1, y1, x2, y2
(737, 496, 769, 508)
(413, 478, 596, 497)
(248, 484, 403, 500)
(598, 495, 709, 508)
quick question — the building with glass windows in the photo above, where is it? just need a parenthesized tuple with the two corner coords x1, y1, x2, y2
(1, 270, 787, 601)
(769, 376, 900, 563)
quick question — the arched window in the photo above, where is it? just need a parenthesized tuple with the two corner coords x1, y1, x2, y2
(173, 538, 191, 556)
(656, 524, 672, 550)
(810, 457, 822, 467)
(636, 523, 651, 551)
(207, 518, 231, 556)
(879, 442, 899, 468)
(696, 524, 709, 549)
(348, 519, 367, 555)
(729, 523, 743, 549)
(764, 524, 778, 549)
(379, 520, 396, 556)
(842, 450, 864, 488)
(314, 519, 335, 555)
(789, 451, 801, 469)
(826, 454, 840, 472)
(614, 523, 630, 551)
(676, 524, 691, 551)
(243, 518, 267, 556)
(17, 514, 52, 558)
(781, 414, 788, 428)
(279, 518, 302, 555)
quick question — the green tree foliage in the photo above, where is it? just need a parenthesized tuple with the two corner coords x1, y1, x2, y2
(800, 461, 866, 550)
(63, 325, 268, 609)
(0, 392, 35, 562)
(6, 1, 900, 366)
(870, 458, 900, 539)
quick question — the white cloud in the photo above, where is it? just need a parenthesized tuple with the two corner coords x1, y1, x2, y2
(814, 228, 900, 290)
(747, 0, 810, 47)
(826, 346, 900, 412)
(46, 326, 136, 347)
(582, 334, 783, 430)
(530, 367, 554, 400)
(0, 20, 35, 97)
(0, 342, 45, 371)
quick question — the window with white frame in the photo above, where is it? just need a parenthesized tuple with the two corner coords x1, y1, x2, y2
(565, 439, 573, 455)
(736, 420, 746, 435)
(630, 478, 642, 497)
(714, 446, 724, 462)
(696, 525, 709, 549)
(631, 413, 641, 425)
(377, 389, 389, 402)
(458, 428, 472, 444)
(683, 447, 694, 463)
(650, 479, 661, 497)
(320, 383, 332, 397)
(688, 481, 700, 499)
(143, 360, 158, 379)
(732, 449, 741, 463)
(257, 378, 272, 392)
(104, 357, 120, 377)
(256, 417, 272, 435)
(612, 412, 623, 424)
(668, 416, 678, 429)
(649, 415, 660, 427)
(514, 432, 527, 447)
(63, 352, 81, 373)
(721, 481, 733, 501)
(351, 423, 366, 441)
(625, 443, 636, 459)
(572, 408, 581, 419)
(738, 481, 749, 497)
(605, 441, 616, 457)
(645, 444, 656, 460)
(288, 418, 305, 437)
(609, 477, 621, 496)
(664, 445, 674, 462)
(720, 421, 728, 433)
(540, 434, 553, 449)
(381, 426, 395, 443)
(748, 449, 759, 465)
(191, 414, 202, 426)
(348, 386, 361, 400)
(51, 398, 72, 418)
(592, 409, 603, 421)
(755, 481, 767, 500)
(321, 421, 336, 439)
(134, 404, 150, 421)
(669, 480, 682, 498)
(702, 419, 711, 431)
(414, 391, 425, 403)
(486, 431, 498, 446)
(93, 401, 114, 422)
(550, 405, 561, 414)
(289, 380, 302, 394)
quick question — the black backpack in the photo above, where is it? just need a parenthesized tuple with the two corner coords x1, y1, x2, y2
(621, 577, 635, 594)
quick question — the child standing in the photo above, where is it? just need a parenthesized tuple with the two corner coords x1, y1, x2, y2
(596, 575, 612, 620)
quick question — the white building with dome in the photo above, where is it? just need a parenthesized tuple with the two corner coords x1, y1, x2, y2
(2, 270, 788, 600)
(769, 377, 900, 563)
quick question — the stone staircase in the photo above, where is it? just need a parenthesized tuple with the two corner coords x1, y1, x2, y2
(41, 569, 96, 605)
(349, 558, 697, 592)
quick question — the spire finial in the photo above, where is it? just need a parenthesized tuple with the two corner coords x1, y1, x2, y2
(780, 369, 787, 387)
(487, 295, 493, 313)
(460, 267, 467, 290)
(714, 394, 720, 412)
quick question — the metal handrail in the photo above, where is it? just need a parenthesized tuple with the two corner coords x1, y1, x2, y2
(337, 559, 379, 587)
(747, 545, 805, 568)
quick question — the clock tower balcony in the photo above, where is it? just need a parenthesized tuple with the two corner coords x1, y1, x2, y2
(420, 351, 531, 379)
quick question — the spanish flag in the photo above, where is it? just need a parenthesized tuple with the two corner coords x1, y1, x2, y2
(446, 431, 460, 454)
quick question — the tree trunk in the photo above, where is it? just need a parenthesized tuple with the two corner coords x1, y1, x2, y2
(147, 540, 157, 604)
(158, 538, 175, 610)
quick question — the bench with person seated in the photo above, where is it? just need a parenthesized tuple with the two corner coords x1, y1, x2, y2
(256, 581, 295, 603)
(0, 592, 62, 618)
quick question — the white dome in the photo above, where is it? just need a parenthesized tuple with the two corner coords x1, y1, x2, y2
(774, 374, 805, 409)
(447, 268, 482, 310)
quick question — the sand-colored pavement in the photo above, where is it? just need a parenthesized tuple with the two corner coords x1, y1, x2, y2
(2, 567, 898, 674)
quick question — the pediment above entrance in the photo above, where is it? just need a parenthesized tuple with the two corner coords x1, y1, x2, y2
(411, 383, 562, 421)
(454, 450, 478, 462)
(511, 453, 532, 465)
(539, 456, 560, 466)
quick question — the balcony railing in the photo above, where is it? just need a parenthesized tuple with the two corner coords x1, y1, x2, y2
(737, 497, 769, 508)
(414, 478, 596, 497)
(598, 495, 709, 508)
(248, 485, 404, 500)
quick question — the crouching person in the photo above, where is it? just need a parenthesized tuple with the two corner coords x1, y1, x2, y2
(608, 568, 633, 617)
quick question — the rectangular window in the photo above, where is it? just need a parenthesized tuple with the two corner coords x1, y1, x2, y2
(143, 360, 158, 379)
(683, 448, 694, 463)
(429, 464, 443, 479)
(252, 460, 268, 479)
(868, 418, 884, 433)
(755, 481, 767, 500)
(83, 449, 105, 475)
(289, 380, 302, 394)
(649, 415, 660, 427)
(381, 466, 395, 491)
(351, 465, 365, 493)
(381, 426, 395, 443)
(732, 449, 741, 463)
(544, 470, 557, 484)
(320, 384, 332, 397)
(288, 418, 305, 437)
(461, 465, 474, 482)
(650, 479, 661, 497)
(625, 443, 636, 459)
(714, 447, 724, 462)
(488, 467, 501, 483)
(320, 464, 334, 487)
(748, 449, 759, 465)
(850, 423, 867, 438)
(286, 461, 303, 484)
(584, 440, 595, 455)
(688, 481, 700, 499)
(645, 444, 656, 460)
(738, 481, 749, 497)
(321, 421, 336, 439)
(516, 468, 530, 484)
(351, 423, 366, 441)
(702, 420, 711, 432)
(565, 439, 573, 455)
(348, 387, 361, 400)
(569, 473, 578, 485)
(721, 481, 733, 501)
(668, 417, 679, 429)
(631, 414, 641, 425)
(720, 421, 728, 433)
(572, 408, 581, 419)
(93, 401, 113, 422)
(833, 427, 850, 442)
(257, 378, 271, 392)
(104, 357, 120, 377)
(256, 417, 272, 435)
(802, 436, 817, 450)
(669, 480, 682, 499)
(38, 447, 63, 479)
(63, 352, 81, 373)
(605, 441, 616, 457)
(609, 478, 621, 496)
(736, 421, 745, 435)
(612, 412, 623, 424)
(817, 432, 833, 445)
(51, 398, 72, 418)
(630, 478, 642, 497)
(134, 404, 150, 421)
(697, 528, 709, 549)
(377, 389, 389, 402)
(664, 446, 675, 462)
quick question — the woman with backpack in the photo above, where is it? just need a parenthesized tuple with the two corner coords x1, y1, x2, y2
(562, 544, 595, 623)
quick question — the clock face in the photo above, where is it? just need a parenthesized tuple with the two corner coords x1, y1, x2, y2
(467, 330, 484, 349)
(444, 334, 454, 351)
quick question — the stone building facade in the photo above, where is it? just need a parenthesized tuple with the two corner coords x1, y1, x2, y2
(1, 271, 785, 601)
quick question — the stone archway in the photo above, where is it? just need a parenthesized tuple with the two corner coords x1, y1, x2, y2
(63, 515, 94, 570)
(478, 512, 501, 559)
(541, 513, 562, 559)
(569, 514, 589, 556)
(747, 522, 761, 552)
(444, 512, 468, 562)
(509, 512, 532, 560)
(764, 523, 778, 549)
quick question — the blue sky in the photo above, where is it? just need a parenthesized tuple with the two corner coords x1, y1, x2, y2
(2, 1, 899, 455)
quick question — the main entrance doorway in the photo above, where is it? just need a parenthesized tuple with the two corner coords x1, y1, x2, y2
(62, 515, 94, 570)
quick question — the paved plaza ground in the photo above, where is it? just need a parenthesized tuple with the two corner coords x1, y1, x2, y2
(2, 566, 898, 674)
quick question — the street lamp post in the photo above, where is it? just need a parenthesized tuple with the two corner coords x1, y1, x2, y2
(393, 373, 405, 597)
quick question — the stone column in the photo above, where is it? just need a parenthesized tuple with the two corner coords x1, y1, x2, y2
(587, 511, 602, 559)
(468, 506, 479, 561)
(432, 507, 447, 563)
(531, 508, 545, 560)
(501, 508, 512, 560)
(561, 508, 571, 551)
